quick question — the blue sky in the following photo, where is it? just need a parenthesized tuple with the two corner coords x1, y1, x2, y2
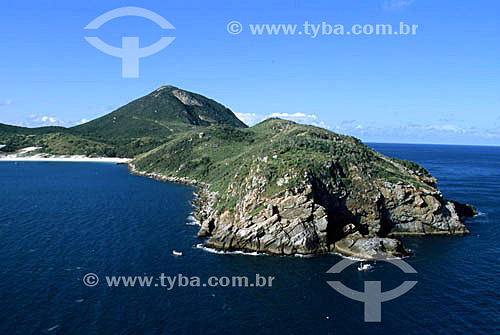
(0, 0, 499, 145)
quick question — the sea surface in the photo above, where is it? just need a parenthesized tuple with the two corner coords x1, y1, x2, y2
(0, 144, 498, 335)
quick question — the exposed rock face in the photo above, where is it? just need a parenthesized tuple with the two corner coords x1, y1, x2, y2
(132, 118, 475, 259)
(192, 128, 475, 259)
(196, 175, 473, 259)
(172, 89, 203, 106)
(200, 187, 329, 255)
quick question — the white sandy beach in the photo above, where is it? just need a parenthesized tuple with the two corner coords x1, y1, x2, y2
(0, 146, 131, 163)
(0, 154, 131, 163)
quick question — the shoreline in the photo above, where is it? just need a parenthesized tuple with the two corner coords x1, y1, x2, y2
(1, 158, 472, 259)
(126, 163, 208, 188)
(125, 163, 213, 220)
(126, 163, 222, 252)
(0, 155, 132, 163)
(124, 163, 476, 260)
(123, 163, 467, 259)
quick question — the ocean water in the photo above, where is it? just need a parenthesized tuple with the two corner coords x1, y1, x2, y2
(0, 144, 498, 335)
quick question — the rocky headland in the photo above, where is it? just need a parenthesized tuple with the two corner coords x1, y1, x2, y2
(1, 86, 476, 259)
(131, 117, 476, 259)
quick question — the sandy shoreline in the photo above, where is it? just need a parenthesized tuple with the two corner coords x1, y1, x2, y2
(0, 155, 132, 163)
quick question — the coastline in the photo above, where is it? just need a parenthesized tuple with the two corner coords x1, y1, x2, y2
(125, 163, 406, 260)
(124, 163, 476, 259)
(126, 162, 213, 218)
(0, 157, 473, 259)
(0, 155, 132, 163)
(126, 163, 221, 251)
(126, 163, 208, 188)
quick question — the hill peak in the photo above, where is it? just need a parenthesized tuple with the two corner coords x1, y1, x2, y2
(70, 86, 247, 147)
(149, 86, 204, 107)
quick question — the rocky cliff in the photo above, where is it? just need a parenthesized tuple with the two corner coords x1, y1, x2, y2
(134, 118, 475, 259)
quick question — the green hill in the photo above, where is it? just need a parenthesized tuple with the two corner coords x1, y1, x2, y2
(133, 118, 437, 211)
(0, 86, 247, 157)
(70, 86, 245, 138)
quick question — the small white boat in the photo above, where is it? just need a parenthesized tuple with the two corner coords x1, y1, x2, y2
(172, 250, 183, 256)
(357, 263, 374, 271)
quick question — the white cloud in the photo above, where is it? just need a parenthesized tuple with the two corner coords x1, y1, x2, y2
(383, 0, 414, 10)
(234, 113, 264, 126)
(236, 112, 323, 127)
(12, 114, 96, 128)
(330, 120, 500, 145)
(41, 116, 58, 123)
(233, 115, 500, 144)
(427, 124, 462, 133)
(269, 112, 317, 120)
(24, 114, 66, 127)
(268, 112, 321, 126)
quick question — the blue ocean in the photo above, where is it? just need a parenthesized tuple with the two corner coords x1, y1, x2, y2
(0, 144, 498, 334)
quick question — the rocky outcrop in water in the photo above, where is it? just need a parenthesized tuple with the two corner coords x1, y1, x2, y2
(196, 170, 475, 259)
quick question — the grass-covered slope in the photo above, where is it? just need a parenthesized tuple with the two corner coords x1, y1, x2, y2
(0, 86, 247, 157)
(133, 118, 473, 257)
(0, 124, 115, 155)
(133, 118, 435, 211)
(3, 133, 116, 156)
(70, 86, 246, 141)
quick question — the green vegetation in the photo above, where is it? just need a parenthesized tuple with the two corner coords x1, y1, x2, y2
(391, 158, 433, 178)
(0, 86, 246, 157)
(0, 86, 435, 214)
(133, 118, 435, 211)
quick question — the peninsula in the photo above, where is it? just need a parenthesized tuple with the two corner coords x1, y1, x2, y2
(0, 86, 476, 259)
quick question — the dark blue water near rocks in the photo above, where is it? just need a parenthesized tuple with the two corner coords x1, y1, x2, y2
(0, 144, 498, 335)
